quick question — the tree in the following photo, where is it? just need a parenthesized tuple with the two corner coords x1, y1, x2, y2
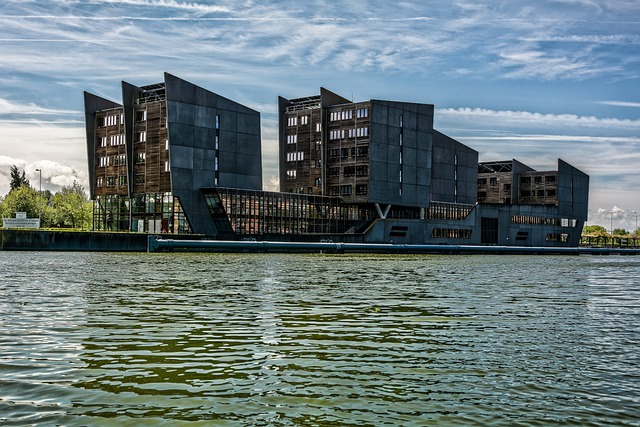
(582, 225, 607, 235)
(51, 181, 93, 229)
(612, 228, 629, 236)
(0, 185, 39, 220)
(9, 165, 29, 192)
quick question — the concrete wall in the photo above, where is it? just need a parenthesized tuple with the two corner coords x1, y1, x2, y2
(0, 229, 148, 251)
(368, 100, 434, 208)
(431, 130, 478, 204)
(164, 73, 262, 236)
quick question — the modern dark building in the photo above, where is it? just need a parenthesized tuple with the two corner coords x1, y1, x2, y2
(84, 73, 262, 236)
(84, 78, 589, 247)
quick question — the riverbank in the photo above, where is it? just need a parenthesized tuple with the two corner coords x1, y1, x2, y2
(2, 229, 640, 255)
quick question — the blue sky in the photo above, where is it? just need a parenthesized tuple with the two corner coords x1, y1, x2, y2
(1, 0, 639, 230)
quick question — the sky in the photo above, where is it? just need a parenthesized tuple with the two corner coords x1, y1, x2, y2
(0, 0, 639, 231)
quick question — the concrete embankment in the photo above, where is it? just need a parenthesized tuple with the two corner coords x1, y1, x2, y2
(3, 230, 639, 255)
(1, 229, 148, 251)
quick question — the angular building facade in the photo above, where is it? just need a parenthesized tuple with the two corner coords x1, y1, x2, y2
(84, 78, 589, 247)
(84, 73, 262, 236)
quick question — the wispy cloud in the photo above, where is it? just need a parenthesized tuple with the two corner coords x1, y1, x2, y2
(597, 100, 640, 108)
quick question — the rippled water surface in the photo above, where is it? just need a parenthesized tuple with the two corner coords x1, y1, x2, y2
(1, 252, 639, 426)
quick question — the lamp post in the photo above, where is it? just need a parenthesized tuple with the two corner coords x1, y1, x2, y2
(35, 168, 42, 227)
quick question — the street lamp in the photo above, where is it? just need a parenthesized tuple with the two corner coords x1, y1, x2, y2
(35, 168, 42, 227)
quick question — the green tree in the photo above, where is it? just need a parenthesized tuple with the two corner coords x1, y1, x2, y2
(51, 181, 92, 229)
(612, 228, 629, 236)
(0, 185, 39, 220)
(9, 165, 30, 192)
(582, 224, 607, 235)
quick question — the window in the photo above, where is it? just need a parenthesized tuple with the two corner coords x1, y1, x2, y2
(356, 165, 369, 176)
(546, 189, 556, 197)
(503, 183, 511, 191)
(537, 190, 545, 197)
(286, 151, 304, 162)
(287, 134, 297, 144)
(545, 175, 556, 183)
(300, 116, 308, 125)
(165, 139, 169, 151)
(329, 167, 340, 176)
(119, 175, 127, 187)
(490, 177, 498, 186)
(356, 146, 368, 157)
(135, 174, 145, 185)
(478, 191, 487, 198)
(316, 123, 321, 132)
(340, 185, 352, 196)
(314, 178, 322, 186)
(99, 137, 107, 147)
(341, 148, 349, 158)
(136, 131, 146, 143)
(96, 177, 103, 188)
(106, 176, 116, 187)
(478, 178, 487, 185)
(329, 148, 339, 158)
(343, 166, 355, 176)
(164, 161, 170, 172)
(136, 110, 147, 122)
(356, 184, 367, 195)
(110, 134, 124, 146)
(534, 176, 542, 183)
(286, 170, 297, 179)
(356, 108, 368, 118)
(330, 130, 345, 140)
(215, 114, 220, 129)
(287, 116, 298, 126)
(356, 127, 368, 137)
(521, 177, 531, 185)
(99, 156, 110, 167)
(119, 154, 126, 165)
(546, 233, 569, 243)
(137, 152, 146, 164)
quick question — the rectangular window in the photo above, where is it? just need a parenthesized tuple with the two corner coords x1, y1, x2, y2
(136, 131, 146, 143)
(99, 137, 107, 147)
(164, 161, 170, 172)
(119, 175, 127, 187)
(316, 123, 321, 132)
(300, 116, 308, 125)
(356, 108, 369, 118)
(106, 176, 116, 187)
(356, 127, 368, 137)
(314, 178, 322, 186)
(287, 134, 297, 144)
(137, 152, 146, 164)
(136, 110, 147, 122)
(135, 174, 145, 185)
(287, 116, 298, 126)
(165, 139, 169, 151)
(490, 177, 498, 186)
(343, 166, 355, 176)
(340, 185, 352, 196)
(215, 114, 220, 129)
(96, 177, 103, 188)
(286, 170, 297, 179)
(119, 154, 126, 165)
(356, 165, 369, 176)
(356, 184, 368, 195)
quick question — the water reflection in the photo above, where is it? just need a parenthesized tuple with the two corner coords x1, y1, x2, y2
(1, 253, 639, 426)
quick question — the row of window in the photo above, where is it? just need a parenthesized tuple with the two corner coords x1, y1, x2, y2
(521, 175, 556, 185)
(328, 108, 369, 122)
(96, 176, 127, 188)
(327, 184, 368, 196)
(512, 215, 577, 227)
(286, 151, 305, 162)
(98, 154, 127, 167)
(328, 165, 369, 177)
(328, 146, 369, 158)
(286, 116, 310, 126)
(432, 228, 472, 239)
(521, 189, 556, 198)
(329, 127, 369, 140)
(98, 114, 123, 127)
